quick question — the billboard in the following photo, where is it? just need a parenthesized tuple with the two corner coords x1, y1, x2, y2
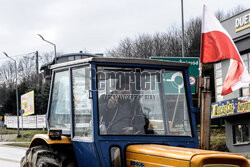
(151, 57, 200, 94)
(21, 90, 35, 116)
(211, 96, 250, 119)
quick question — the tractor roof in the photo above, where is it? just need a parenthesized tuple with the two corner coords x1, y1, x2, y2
(50, 57, 190, 70)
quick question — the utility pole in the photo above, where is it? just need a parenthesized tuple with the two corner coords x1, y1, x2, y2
(36, 51, 39, 75)
(181, 0, 185, 57)
(35, 51, 39, 85)
(200, 77, 212, 150)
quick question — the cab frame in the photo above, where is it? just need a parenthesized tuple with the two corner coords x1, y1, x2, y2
(45, 57, 199, 166)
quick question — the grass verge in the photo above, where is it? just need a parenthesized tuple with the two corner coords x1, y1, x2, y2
(5, 142, 30, 147)
(210, 128, 226, 151)
(197, 126, 226, 151)
(0, 127, 47, 142)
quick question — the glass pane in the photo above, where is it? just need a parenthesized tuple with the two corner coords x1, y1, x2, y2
(68, 56, 74, 61)
(97, 67, 192, 136)
(110, 147, 121, 167)
(139, 73, 164, 135)
(49, 70, 70, 130)
(233, 124, 249, 144)
(163, 71, 191, 136)
(215, 62, 221, 70)
(72, 67, 92, 139)
(215, 69, 222, 78)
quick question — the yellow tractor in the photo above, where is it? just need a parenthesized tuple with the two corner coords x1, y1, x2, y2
(21, 56, 249, 166)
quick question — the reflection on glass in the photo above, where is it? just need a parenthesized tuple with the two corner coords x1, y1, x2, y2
(97, 67, 192, 136)
(233, 124, 249, 144)
(49, 70, 71, 130)
(110, 147, 121, 167)
(72, 67, 92, 139)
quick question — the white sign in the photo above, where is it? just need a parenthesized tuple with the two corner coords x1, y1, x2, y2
(235, 13, 250, 32)
(4, 115, 46, 129)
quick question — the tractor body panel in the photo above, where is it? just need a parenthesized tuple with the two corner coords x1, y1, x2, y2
(126, 144, 249, 167)
(72, 141, 102, 167)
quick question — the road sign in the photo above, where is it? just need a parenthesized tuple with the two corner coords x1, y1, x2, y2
(19, 110, 25, 114)
(164, 71, 185, 94)
(151, 57, 200, 94)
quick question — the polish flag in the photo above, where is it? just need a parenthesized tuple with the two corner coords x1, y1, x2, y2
(200, 5, 250, 95)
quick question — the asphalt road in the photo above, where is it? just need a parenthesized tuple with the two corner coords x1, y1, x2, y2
(0, 144, 27, 167)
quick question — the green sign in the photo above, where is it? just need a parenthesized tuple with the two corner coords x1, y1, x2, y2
(163, 72, 185, 94)
(151, 57, 200, 94)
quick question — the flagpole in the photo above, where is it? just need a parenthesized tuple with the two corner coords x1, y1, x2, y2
(198, 4, 206, 108)
(198, 6, 204, 108)
(198, 64, 203, 107)
(199, 4, 204, 146)
(200, 4, 212, 150)
(199, 4, 204, 148)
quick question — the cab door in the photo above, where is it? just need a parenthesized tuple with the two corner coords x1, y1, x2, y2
(70, 65, 102, 166)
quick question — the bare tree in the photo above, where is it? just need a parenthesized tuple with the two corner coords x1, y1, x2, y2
(107, 5, 245, 59)
(185, 17, 202, 57)
(133, 34, 154, 58)
(40, 51, 56, 65)
(215, 5, 246, 21)
(165, 27, 182, 57)
(0, 82, 8, 105)
(18, 56, 36, 82)
(0, 61, 16, 89)
(152, 33, 168, 57)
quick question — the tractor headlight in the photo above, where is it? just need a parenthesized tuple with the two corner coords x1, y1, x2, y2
(49, 129, 62, 140)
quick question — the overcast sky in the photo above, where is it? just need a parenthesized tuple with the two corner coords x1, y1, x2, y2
(0, 0, 249, 62)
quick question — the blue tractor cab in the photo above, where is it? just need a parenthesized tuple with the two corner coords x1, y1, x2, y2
(22, 57, 201, 167)
(48, 57, 198, 166)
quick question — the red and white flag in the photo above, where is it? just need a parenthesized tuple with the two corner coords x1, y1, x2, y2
(200, 4, 250, 95)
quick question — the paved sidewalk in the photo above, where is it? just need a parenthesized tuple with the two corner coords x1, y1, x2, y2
(0, 134, 18, 141)
(0, 141, 29, 145)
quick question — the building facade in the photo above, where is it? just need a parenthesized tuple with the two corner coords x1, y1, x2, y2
(212, 9, 250, 153)
(215, 9, 250, 102)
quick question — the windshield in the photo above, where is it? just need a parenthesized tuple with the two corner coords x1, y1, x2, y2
(97, 66, 192, 136)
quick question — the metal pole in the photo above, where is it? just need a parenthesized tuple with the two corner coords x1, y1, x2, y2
(22, 115, 23, 138)
(37, 34, 57, 63)
(181, 0, 185, 57)
(35, 51, 39, 86)
(54, 44, 57, 64)
(35, 51, 39, 75)
(3, 52, 20, 137)
(15, 61, 20, 137)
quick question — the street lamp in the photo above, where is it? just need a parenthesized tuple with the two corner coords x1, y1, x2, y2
(3, 52, 20, 137)
(37, 34, 57, 63)
(181, 0, 185, 57)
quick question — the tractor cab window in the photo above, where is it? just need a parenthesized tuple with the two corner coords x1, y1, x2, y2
(72, 67, 93, 140)
(97, 67, 192, 136)
(49, 70, 71, 130)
